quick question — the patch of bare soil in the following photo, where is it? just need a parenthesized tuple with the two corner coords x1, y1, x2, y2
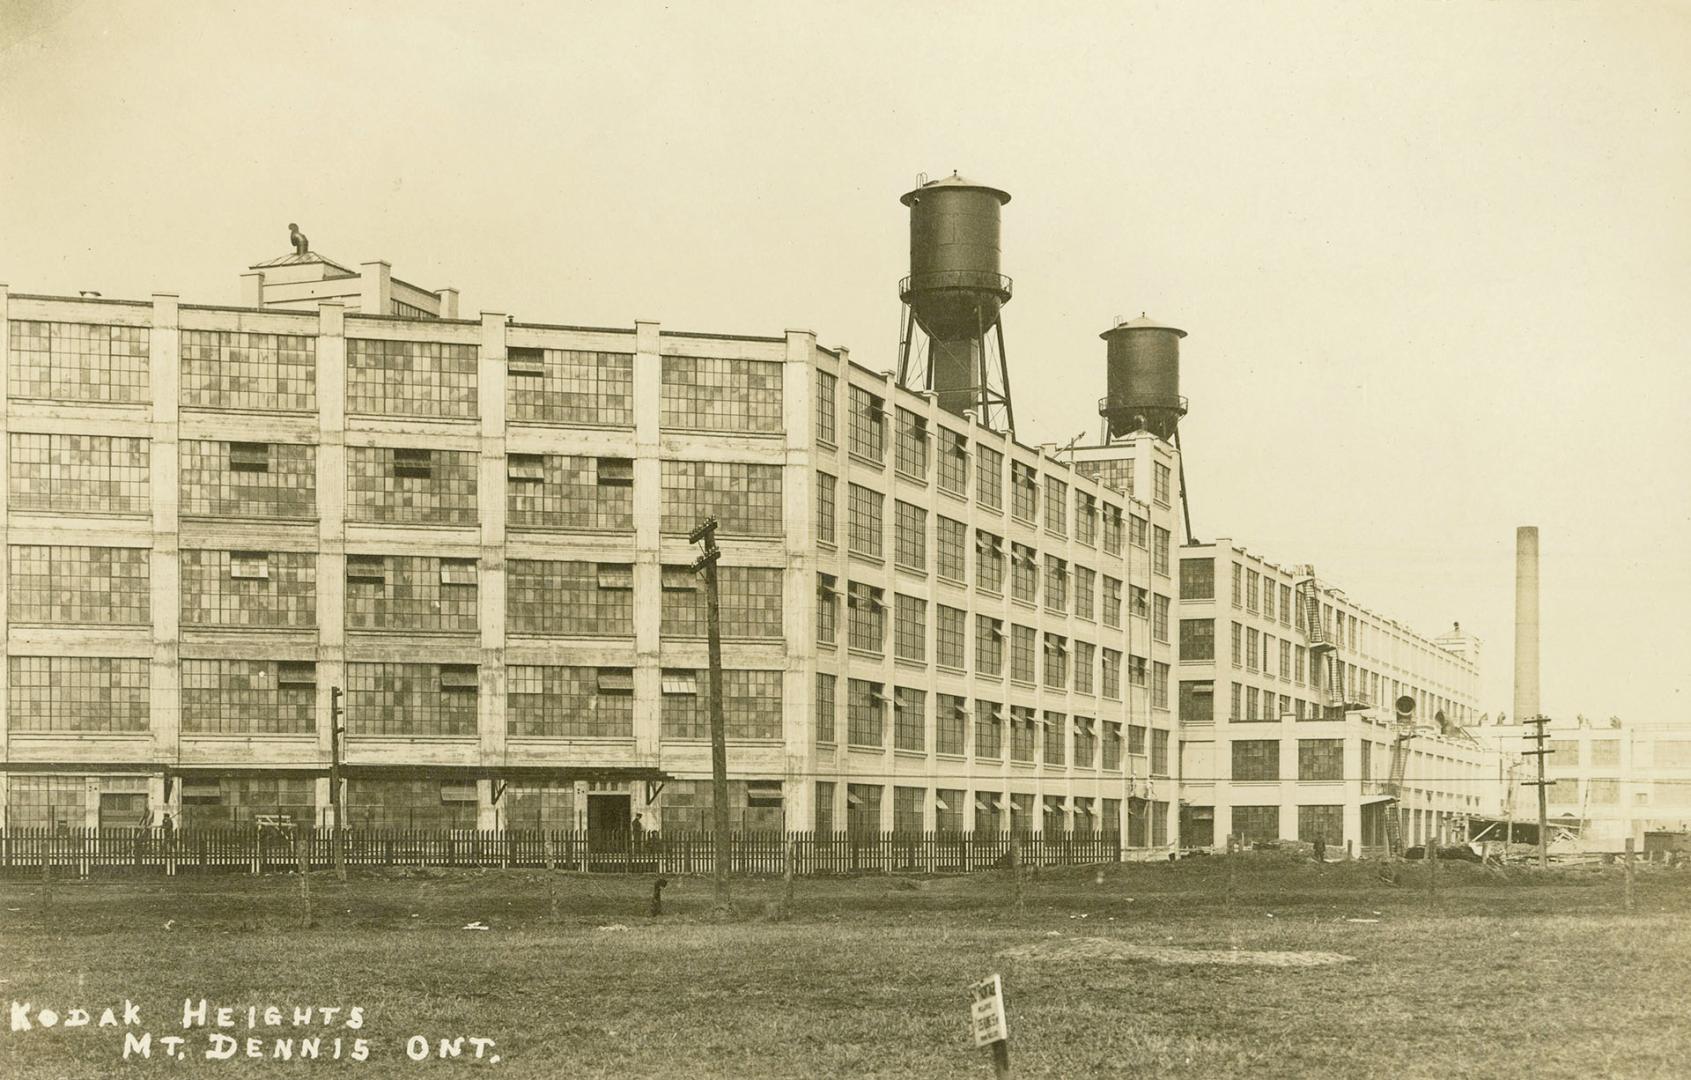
(1003, 936, 1354, 967)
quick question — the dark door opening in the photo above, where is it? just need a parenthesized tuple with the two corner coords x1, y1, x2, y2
(587, 794, 631, 852)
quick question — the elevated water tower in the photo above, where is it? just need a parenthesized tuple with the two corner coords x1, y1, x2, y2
(895, 172, 1016, 435)
(1098, 314, 1188, 442)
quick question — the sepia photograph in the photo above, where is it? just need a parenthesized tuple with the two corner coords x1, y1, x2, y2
(1, 2, 1688, 1077)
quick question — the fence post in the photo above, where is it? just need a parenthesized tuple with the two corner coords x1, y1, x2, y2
(1624, 837, 1636, 912)
(1010, 833, 1023, 911)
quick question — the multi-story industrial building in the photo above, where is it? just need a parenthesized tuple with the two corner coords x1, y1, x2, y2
(1173, 540, 1493, 853)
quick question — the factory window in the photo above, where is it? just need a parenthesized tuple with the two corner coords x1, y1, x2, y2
(661, 460, 783, 537)
(1009, 461, 1039, 523)
(1127, 724, 1148, 757)
(661, 565, 783, 640)
(815, 369, 838, 446)
(1279, 584, 1293, 626)
(1075, 491, 1098, 546)
(660, 778, 784, 832)
(1246, 627, 1261, 672)
(507, 665, 634, 738)
(179, 329, 316, 412)
(895, 407, 929, 480)
(507, 455, 635, 532)
(1101, 575, 1123, 628)
(1007, 706, 1035, 763)
(893, 593, 927, 663)
(1072, 565, 1096, 621)
(344, 663, 478, 736)
(848, 385, 886, 463)
(936, 694, 968, 756)
(815, 471, 839, 545)
(1044, 556, 1068, 613)
(1043, 633, 1068, 690)
(935, 516, 967, 583)
(1044, 476, 1068, 535)
(1231, 805, 1280, 844)
(936, 605, 966, 670)
(660, 356, 783, 434)
(847, 783, 883, 835)
(345, 779, 478, 831)
(181, 549, 315, 628)
(1232, 563, 1243, 608)
(1101, 649, 1122, 699)
(1153, 461, 1171, 506)
(1010, 624, 1036, 684)
(180, 440, 317, 520)
(1263, 579, 1277, 622)
(1246, 686, 1262, 720)
(503, 785, 577, 832)
(974, 700, 1003, 760)
(9, 432, 149, 515)
(1230, 622, 1243, 666)
(1152, 526, 1171, 576)
(893, 786, 924, 833)
(1073, 640, 1096, 695)
(977, 445, 1004, 509)
(847, 483, 884, 558)
(1591, 740, 1620, 768)
(1299, 739, 1344, 781)
(1280, 640, 1293, 680)
(1231, 682, 1244, 720)
(1294, 645, 1306, 685)
(173, 776, 317, 830)
(1588, 778, 1620, 804)
(1130, 584, 1150, 620)
(1072, 718, 1097, 769)
(1153, 662, 1171, 710)
(1153, 593, 1171, 642)
(1130, 655, 1150, 687)
(975, 530, 1005, 593)
(8, 545, 149, 625)
(1010, 543, 1038, 604)
(506, 560, 634, 637)
(847, 678, 886, 748)
(347, 337, 477, 418)
(1102, 504, 1124, 555)
(1102, 722, 1123, 771)
(1180, 618, 1215, 661)
(506, 348, 634, 427)
(976, 616, 1004, 676)
(846, 582, 886, 654)
(815, 673, 836, 744)
(8, 320, 150, 404)
(1043, 713, 1067, 767)
(179, 659, 315, 735)
(1180, 558, 1214, 600)
(937, 428, 968, 495)
(661, 669, 783, 741)
(974, 790, 1004, 835)
(816, 573, 838, 645)
(345, 555, 478, 633)
(1180, 680, 1215, 724)
(894, 687, 926, 752)
(1297, 805, 1343, 847)
(1130, 514, 1149, 550)
(1232, 739, 1280, 781)
(8, 656, 149, 733)
(345, 445, 477, 525)
(894, 500, 927, 572)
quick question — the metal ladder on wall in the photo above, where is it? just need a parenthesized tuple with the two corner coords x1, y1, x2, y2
(1384, 732, 1412, 856)
(1297, 576, 1345, 718)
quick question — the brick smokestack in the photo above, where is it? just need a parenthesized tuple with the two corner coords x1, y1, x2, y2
(1512, 526, 1540, 724)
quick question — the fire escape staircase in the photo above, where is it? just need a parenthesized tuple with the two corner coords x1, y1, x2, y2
(1383, 731, 1412, 857)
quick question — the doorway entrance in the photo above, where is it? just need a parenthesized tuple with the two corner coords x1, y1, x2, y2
(587, 793, 631, 853)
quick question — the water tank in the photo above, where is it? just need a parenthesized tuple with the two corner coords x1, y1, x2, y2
(899, 174, 1013, 414)
(1099, 315, 1188, 441)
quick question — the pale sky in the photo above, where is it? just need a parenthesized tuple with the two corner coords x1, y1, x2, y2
(2, 1, 1688, 724)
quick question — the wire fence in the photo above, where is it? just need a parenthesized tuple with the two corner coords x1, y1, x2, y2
(0, 828, 1123, 879)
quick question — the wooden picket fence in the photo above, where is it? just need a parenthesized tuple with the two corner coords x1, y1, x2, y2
(0, 828, 1121, 879)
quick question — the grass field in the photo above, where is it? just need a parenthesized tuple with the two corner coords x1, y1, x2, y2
(3, 855, 1687, 1078)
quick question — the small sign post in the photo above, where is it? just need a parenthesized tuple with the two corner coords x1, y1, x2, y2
(969, 974, 1011, 1078)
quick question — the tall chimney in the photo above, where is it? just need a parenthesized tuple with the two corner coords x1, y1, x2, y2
(1512, 526, 1540, 724)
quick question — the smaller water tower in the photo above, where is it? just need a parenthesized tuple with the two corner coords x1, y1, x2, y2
(1097, 314, 1188, 442)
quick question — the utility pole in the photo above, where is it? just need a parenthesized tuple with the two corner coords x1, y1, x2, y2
(330, 686, 347, 881)
(690, 517, 731, 911)
(1521, 715, 1552, 869)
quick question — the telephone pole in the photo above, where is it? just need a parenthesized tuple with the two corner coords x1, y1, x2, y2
(1521, 715, 1553, 869)
(330, 686, 347, 880)
(690, 517, 731, 911)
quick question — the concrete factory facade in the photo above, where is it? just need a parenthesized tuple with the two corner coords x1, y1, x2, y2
(1173, 540, 1490, 853)
(0, 255, 1183, 844)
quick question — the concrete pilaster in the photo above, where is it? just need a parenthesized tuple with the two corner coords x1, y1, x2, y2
(477, 312, 508, 830)
(148, 294, 181, 819)
(780, 329, 816, 828)
(315, 303, 347, 826)
(631, 321, 663, 773)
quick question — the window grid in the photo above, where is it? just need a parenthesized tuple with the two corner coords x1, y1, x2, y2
(1232, 739, 1280, 781)
(1045, 556, 1068, 613)
(848, 386, 886, 462)
(1043, 713, 1066, 767)
(976, 616, 1004, 675)
(935, 605, 966, 670)
(977, 445, 1003, 509)
(1010, 543, 1038, 604)
(8, 320, 150, 404)
(662, 565, 783, 640)
(180, 440, 317, 520)
(1074, 566, 1096, 621)
(1180, 558, 1215, 600)
(345, 779, 476, 831)
(894, 408, 929, 480)
(9, 432, 149, 514)
(660, 356, 783, 433)
(507, 348, 634, 426)
(1074, 641, 1095, 695)
(8, 656, 149, 732)
(508, 666, 634, 737)
(974, 700, 1003, 760)
(1180, 618, 1215, 661)
(893, 687, 925, 752)
(847, 678, 885, 747)
(342, 663, 478, 736)
(179, 777, 317, 829)
(508, 455, 634, 532)
(8, 545, 149, 625)
(1043, 634, 1068, 690)
(848, 483, 884, 558)
(894, 500, 927, 572)
(815, 370, 837, 445)
(181, 659, 315, 734)
(1153, 594, 1171, 642)
(660, 668, 784, 741)
(936, 694, 967, 755)
(347, 338, 477, 418)
(976, 531, 1005, 593)
(1010, 706, 1036, 763)
(1044, 476, 1068, 535)
(181, 550, 316, 628)
(507, 560, 634, 637)
(893, 594, 926, 663)
(662, 461, 783, 537)
(937, 429, 968, 495)
(347, 446, 477, 525)
(936, 517, 966, 582)
(180, 329, 315, 411)
(1010, 624, 1036, 684)
(1010, 462, 1039, 523)
(816, 673, 836, 744)
(816, 473, 837, 544)
(346, 555, 479, 633)
(847, 583, 886, 653)
(1298, 738, 1345, 781)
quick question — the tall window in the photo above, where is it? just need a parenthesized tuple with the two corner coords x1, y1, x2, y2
(1232, 563, 1243, 608)
(1180, 680, 1214, 724)
(893, 594, 926, 663)
(1153, 461, 1171, 506)
(1102, 576, 1123, 628)
(1073, 641, 1095, 695)
(848, 484, 884, 558)
(1152, 594, 1171, 642)
(976, 616, 1004, 675)
(1010, 625, 1036, 683)
(936, 605, 966, 670)
(895, 408, 929, 480)
(1101, 649, 1122, 699)
(816, 473, 837, 544)
(816, 574, 838, 644)
(1075, 492, 1098, 546)
(937, 428, 968, 495)
(1152, 526, 1171, 576)
(1152, 662, 1170, 709)
(1044, 476, 1067, 535)
(815, 673, 836, 743)
(936, 517, 967, 582)
(977, 445, 1004, 509)
(1232, 622, 1244, 666)
(847, 679, 885, 747)
(976, 531, 1005, 592)
(1073, 717, 1097, 768)
(894, 500, 927, 572)
(894, 687, 926, 752)
(1074, 566, 1096, 621)
(1102, 505, 1124, 554)
(936, 695, 967, 755)
(1042, 714, 1066, 766)
(847, 583, 885, 652)
(1010, 707, 1036, 763)
(1246, 570, 1261, 612)
(1043, 634, 1068, 690)
(1010, 543, 1038, 604)
(1152, 731, 1170, 777)
(1044, 556, 1068, 613)
(815, 369, 838, 446)
(974, 700, 1003, 759)
(848, 386, 886, 462)
(1010, 462, 1039, 522)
